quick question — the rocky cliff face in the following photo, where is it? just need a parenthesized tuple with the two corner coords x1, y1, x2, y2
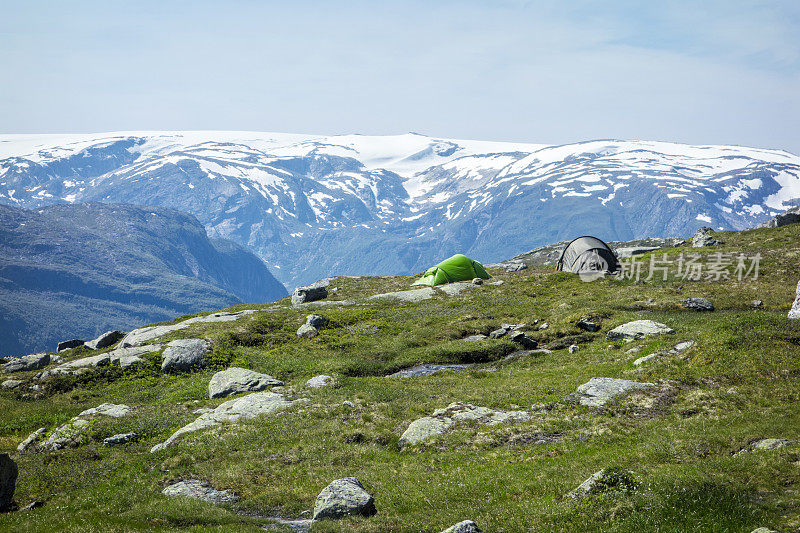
(0, 202, 286, 356)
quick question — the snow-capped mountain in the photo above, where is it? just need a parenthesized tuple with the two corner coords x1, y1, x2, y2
(1, 131, 798, 287)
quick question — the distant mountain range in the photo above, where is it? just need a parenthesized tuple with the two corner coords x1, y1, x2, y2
(1, 131, 799, 287)
(0, 202, 287, 356)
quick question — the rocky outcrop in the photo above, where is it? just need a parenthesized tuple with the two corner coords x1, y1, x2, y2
(306, 375, 333, 388)
(757, 205, 800, 228)
(440, 520, 483, 533)
(40, 403, 131, 450)
(297, 314, 325, 338)
(789, 280, 800, 319)
(607, 320, 674, 342)
(312, 477, 376, 520)
(367, 287, 437, 303)
(38, 345, 161, 379)
(388, 364, 473, 378)
(150, 391, 298, 452)
(16, 428, 46, 452)
(400, 402, 530, 447)
(161, 339, 208, 373)
(120, 311, 254, 347)
(85, 330, 125, 350)
(56, 339, 85, 352)
(565, 468, 636, 498)
(573, 378, 653, 407)
(2, 379, 23, 389)
(0, 454, 17, 511)
(162, 479, 238, 505)
(292, 280, 329, 305)
(691, 227, 724, 247)
(103, 432, 138, 446)
(682, 298, 714, 311)
(3, 353, 49, 373)
(208, 367, 283, 399)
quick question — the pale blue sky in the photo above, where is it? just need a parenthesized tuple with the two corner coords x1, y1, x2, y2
(1, 0, 799, 153)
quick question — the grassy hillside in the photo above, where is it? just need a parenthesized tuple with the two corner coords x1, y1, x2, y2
(1, 223, 799, 532)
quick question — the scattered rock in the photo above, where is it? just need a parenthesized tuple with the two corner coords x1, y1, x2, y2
(17, 428, 47, 452)
(306, 375, 333, 388)
(56, 339, 85, 352)
(633, 353, 658, 366)
(471, 278, 484, 285)
(673, 341, 695, 352)
(438, 282, 474, 296)
(565, 468, 636, 498)
(367, 287, 437, 303)
(0, 454, 17, 511)
(1, 379, 23, 389)
(489, 328, 508, 339)
(573, 378, 654, 407)
(305, 314, 325, 329)
(80, 402, 132, 418)
(161, 339, 208, 373)
(312, 477, 376, 520)
(751, 300, 763, 308)
(19, 500, 44, 511)
(150, 392, 298, 452)
(538, 322, 549, 330)
(342, 401, 356, 408)
(682, 297, 714, 311)
(789, 280, 800, 319)
(208, 367, 283, 399)
(388, 364, 474, 378)
(41, 403, 132, 450)
(568, 345, 579, 354)
(487, 261, 527, 272)
(3, 353, 50, 373)
(440, 520, 483, 533)
(38, 345, 160, 379)
(120, 311, 254, 347)
(400, 402, 530, 447)
(691, 227, 724, 247)
(463, 334, 488, 342)
(291, 281, 329, 305)
(607, 320, 674, 342)
(297, 314, 325, 338)
(752, 438, 789, 451)
(85, 330, 125, 350)
(750, 528, 778, 533)
(576, 319, 600, 332)
(162, 479, 238, 505)
(104, 432, 138, 446)
(509, 331, 537, 349)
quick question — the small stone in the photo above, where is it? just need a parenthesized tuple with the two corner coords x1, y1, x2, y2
(682, 297, 714, 312)
(574, 377, 654, 407)
(104, 432, 138, 446)
(463, 334, 488, 342)
(488, 328, 508, 339)
(19, 500, 44, 511)
(568, 345, 579, 354)
(56, 339, 85, 352)
(17, 427, 46, 452)
(751, 300, 763, 308)
(312, 477, 376, 520)
(79, 403, 131, 418)
(672, 341, 695, 352)
(471, 278, 484, 285)
(306, 375, 333, 388)
(565, 468, 635, 498)
(2, 379, 23, 389)
(576, 319, 600, 332)
(3, 353, 50, 373)
(343, 401, 356, 408)
(633, 353, 658, 366)
(538, 322, 549, 330)
(297, 323, 319, 338)
(691, 227, 723, 247)
(0, 454, 18, 511)
(509, 331, 537, 349)
(305, 314, 325, 329)
(85, 330, 125, 350)
(752, 438, 788, 451)
(208, 367, 283, 399)
(161, 339, 208, 373)
(607, 320, 674, 342)
(440, 520, 483, 533)
(162, 479, 238, 505)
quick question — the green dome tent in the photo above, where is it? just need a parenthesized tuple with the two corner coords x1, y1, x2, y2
(412, 254, 491, 286)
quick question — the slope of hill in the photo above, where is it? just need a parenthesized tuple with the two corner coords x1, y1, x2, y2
(1, 132, 799, 286)
(0, 202, 287, 356)
(0, 223, 798, 532)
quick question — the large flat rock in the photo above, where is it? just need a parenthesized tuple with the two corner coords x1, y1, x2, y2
(313, 477, 376, 520)
(606, 320, 674, 342)
(574, 378, 654, 407)
(3, 352, 49, 373)
(208, 367, 283, 399)
(162, 479, 238, 505)
(150, 391, 298, 452)
(367, 287, 437, 303)
(120, 311, 254, 347)
(399, 402, 530, 447)
(161, 339, 208, 373)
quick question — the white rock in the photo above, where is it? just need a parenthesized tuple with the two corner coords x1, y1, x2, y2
(162, 479, 238, 505)
(161, 339, 208, 373)
(789, 279, 800, 319)
(400, 402, 530, 447)
(208, 367, 283, 399)
(306, 375, 333, 388)
(574, 378, 654, 407)
(120, 311, 253, 347)
(607, 320, 674, 342)
(312, 477, 376, 520)
(440, 520, 483, 533)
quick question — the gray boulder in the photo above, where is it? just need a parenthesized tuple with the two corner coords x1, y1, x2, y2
(0, 453, 17, 511)
(306, 375, 333, 388)
(297, 314, 325, 338)
(752, 438, 788, 451)
(471, 278, 484, 285)
(161, 339, 208, 373)
(565, 468, 635, 498)
(120, 311, 253, 347)
(441, 520, 483, 533)
(789, 279, 800, 319)
(607, 320, 674, 342)
(682, 298, 714, 311)
(151, 391, 298, 452)
(691, 227, 723, 247)
(574, 378, 654, 407)
(312, 477, 376, 520)
(400, 402, 530, 447)
(757, 205, 800, 228)
(208, 367, 283, 399)
(292, 282, 329, 305)
(3, 352, 50, 373)
(17, 428, 47, 452)
(2, 379, 23, 389)
(56, 339, 85, 352)
(576, 319, 600, 332)
(85, 330, 125, 350)
(509, 330, 537, 349)
(568, 345, 579, 354)
(463, 334, 488, 342)
(104, 432, 138, 446)
(162, 479, 238, 505)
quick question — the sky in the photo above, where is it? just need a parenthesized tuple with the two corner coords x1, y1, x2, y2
(1, 0, 799, 153)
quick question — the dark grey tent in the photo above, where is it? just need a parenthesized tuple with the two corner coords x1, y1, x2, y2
(556, 236, 619, 274)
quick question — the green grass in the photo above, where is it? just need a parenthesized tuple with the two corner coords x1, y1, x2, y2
(2, 224, 800, 531)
